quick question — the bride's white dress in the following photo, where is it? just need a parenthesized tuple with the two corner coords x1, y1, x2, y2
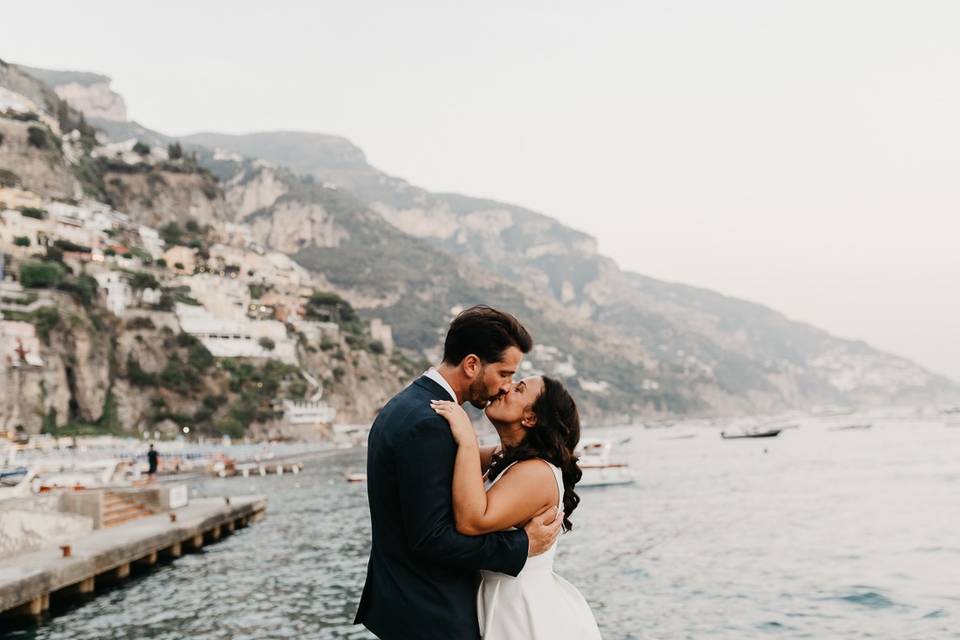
(478, 460, 602, 639)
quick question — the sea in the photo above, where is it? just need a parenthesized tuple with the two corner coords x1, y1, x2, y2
(6, 409, 960, 639)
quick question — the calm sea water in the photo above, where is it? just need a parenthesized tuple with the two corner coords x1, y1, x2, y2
(7, 411, 960, 639)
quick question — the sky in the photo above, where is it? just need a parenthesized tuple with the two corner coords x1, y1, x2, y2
(2, 1, 958, 381)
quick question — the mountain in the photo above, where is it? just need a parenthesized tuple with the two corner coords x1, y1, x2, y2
(12, 62, 956, 423)
(178, 131, 959, 413)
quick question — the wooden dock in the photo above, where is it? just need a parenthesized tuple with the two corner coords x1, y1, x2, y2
(0, 495, 266, 619)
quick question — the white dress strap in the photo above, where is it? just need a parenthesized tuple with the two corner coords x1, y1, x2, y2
(550, 463, 564, 510)
(484, 460, 520, 489)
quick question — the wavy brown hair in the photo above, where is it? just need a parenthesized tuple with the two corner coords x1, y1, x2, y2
(487, 376, 582, 531)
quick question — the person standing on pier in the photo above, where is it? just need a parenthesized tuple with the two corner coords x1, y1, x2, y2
(355, 306, 564, 640)
(147, 444, 159, 481)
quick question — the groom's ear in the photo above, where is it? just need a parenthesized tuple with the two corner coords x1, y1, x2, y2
(462, 354, 481, 378)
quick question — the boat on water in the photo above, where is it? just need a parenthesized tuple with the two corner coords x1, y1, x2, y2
(576, 438, 635, 487)
(828, 423, 873, 432)
(344, 471, 367, 483)
(720, 428, 783, 439)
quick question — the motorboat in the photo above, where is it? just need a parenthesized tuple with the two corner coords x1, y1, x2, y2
(575, 438, 634, 487)
(828, 423, 873, 432)
(344, 471, 367, 483)
(0, 466, 39, 500)
(720, 428, 783, 439)
(660, 432, 697, 440)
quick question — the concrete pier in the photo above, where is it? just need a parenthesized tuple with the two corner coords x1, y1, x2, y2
(0, 495, 266, 619)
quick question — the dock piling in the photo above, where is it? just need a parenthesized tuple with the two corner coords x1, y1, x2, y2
(112, 563, 131, 580)
(188, 533, 204, 551)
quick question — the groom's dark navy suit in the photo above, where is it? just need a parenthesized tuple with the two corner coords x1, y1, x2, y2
(355, 375, 529, 639)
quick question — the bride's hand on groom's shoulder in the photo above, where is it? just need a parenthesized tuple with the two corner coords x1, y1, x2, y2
(430, 400, 476, 446)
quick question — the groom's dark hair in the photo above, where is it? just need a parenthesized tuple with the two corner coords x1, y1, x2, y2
(442, 305, 532, 365)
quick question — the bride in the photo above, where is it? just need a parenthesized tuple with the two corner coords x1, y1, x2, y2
(432, 375, 602, 639)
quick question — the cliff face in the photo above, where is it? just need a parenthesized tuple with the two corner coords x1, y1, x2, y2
(0, 297, 111, 432)
(18, 66, 128, 121)
(102, 166, 227, 228)
(0, 118, 79, 199)
(0, 294, 410, 436)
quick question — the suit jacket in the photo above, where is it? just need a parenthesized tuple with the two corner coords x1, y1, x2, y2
(355, 376, 529, 639)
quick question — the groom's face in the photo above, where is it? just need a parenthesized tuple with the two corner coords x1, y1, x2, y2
(467, 346, 523, 409)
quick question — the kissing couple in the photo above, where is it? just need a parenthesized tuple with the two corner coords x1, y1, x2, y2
(355, 305, 601, 639)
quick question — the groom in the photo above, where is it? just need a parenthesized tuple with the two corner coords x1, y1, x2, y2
(355, 305, 563, 639)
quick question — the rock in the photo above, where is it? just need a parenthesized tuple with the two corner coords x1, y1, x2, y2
(52, 80, 127, 122)
(247, 200, 347, 253)
(0, 119, 78, 200)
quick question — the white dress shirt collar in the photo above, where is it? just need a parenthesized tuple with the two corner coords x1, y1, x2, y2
(423, 368, 458, 402)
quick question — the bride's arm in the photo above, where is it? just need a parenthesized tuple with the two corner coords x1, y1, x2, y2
(432, 400, 557, 536)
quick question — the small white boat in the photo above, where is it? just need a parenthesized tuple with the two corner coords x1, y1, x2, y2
(660, 432, 697, 440)
(345, 471, 367, 483)
(576, 438, 634, 487)
(0, 466, 40, 500)
(828, 423, 873, 432)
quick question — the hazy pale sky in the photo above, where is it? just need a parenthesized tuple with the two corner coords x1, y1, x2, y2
(3, 1, 958, 381)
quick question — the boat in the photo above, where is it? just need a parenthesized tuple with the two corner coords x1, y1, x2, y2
(642, 420, 675, 429)
(575, 438, 635, 487)
(344, 471, 367, 483)
(720, 428, 783, 439)
(828, 423, 873, 432)
(0, 466, 39, 500)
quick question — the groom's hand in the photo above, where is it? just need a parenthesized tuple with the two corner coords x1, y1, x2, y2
(524, 506, 563, 557)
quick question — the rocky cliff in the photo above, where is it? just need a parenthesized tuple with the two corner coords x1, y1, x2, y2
(171, 131, 959, 416)
(18, 66, 127, 121)
(0, 65, 414, 437)
(0, 296, 111, 432)
(10, 62, 957, 426)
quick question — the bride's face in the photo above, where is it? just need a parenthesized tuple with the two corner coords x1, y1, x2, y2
(484, 376, 544, 427)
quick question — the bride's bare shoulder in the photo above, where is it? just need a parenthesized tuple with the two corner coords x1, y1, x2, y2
(494, 459, 559, 501)
(501, 458, 555, 478)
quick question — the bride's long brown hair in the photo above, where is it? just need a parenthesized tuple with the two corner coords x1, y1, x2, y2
(487, 376, 582, 531)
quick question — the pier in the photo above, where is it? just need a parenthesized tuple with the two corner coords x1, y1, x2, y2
(0, 494, 266, 620)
